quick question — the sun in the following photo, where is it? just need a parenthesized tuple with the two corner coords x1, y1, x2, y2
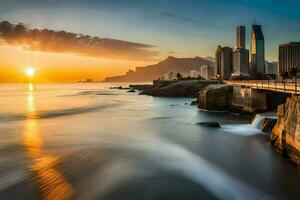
(25, 67, 35, 77)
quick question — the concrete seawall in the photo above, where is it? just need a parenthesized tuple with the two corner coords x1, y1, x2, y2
(230, 86, 267, 113)
(198, 84, 232, 111)
(198, 84, 289, 113)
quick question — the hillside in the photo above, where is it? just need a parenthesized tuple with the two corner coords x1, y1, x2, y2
(104, 56, 214, 82)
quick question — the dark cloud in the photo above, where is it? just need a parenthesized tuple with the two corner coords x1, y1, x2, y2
(157, 11, 192, 22)
(0, 21, 158, 61)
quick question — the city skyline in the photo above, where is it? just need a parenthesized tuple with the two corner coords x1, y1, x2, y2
(0, 0, 300, 82)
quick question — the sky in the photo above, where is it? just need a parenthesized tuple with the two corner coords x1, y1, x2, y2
(0, 0, 300, 82)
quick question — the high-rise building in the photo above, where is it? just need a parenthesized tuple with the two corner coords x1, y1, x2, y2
(250, 24, 265, 75)
(279, 42, 300, 76)
(215, 46, 233, 79)
(233, 48, 249, 76)
(236, 26, 245, 49)
(232, 25, 249, 77)
(215, 45, 222, 77)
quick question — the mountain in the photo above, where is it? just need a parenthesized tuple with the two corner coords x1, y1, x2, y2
(104, 56, 214, 82)
(204, 56, 215, 63)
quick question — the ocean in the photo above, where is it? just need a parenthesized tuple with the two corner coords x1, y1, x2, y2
(0, 83, 299, 200)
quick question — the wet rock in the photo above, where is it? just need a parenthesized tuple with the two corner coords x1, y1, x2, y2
(259, 118, 277, 133)
(129, 84, 153, 91)
(127, 89, 137, 93)
(190, 100, 198, 106)
(109, 86, 129, 90)
(196, 122, 221, 128)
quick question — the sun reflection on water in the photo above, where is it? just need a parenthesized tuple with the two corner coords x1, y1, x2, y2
(23, 83, 73, 200)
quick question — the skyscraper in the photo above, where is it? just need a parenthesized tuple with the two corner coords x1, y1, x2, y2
(232, 25, 249, 77)
(232, 48, 249, 76)
(236, 26, 245, 49)
(215, 46, 233, 79)
(279, 42, 300, 76)
(250, 24, 265, 75)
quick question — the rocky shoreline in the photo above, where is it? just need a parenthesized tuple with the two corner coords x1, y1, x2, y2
(130, 80, 219, 97)
(112, 80, 300, 167)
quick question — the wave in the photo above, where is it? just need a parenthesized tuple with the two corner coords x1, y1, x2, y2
(149, 117, 172, 120)
(0, 104, 117, 122)
(58, 91, 121, 97)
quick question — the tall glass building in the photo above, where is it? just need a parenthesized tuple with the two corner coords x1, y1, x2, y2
(232, 25, 249, 77)
(250, 25, 265, 75)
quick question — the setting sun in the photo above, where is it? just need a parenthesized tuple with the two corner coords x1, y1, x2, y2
(25, 67, 35, 77)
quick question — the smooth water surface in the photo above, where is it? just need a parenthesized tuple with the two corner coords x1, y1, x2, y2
(0, 83, 299, 200)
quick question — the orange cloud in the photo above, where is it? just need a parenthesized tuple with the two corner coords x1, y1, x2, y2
(0, 21, 158, 61)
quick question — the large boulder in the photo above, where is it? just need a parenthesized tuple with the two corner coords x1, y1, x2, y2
(259, 118, 277, 133)
(251, 113, 277, 133)
(270, 96, 300, 166)
(198, 84, 233, 111)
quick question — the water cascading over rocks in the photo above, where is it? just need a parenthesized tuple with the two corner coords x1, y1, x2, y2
(251, 113, 277, 133)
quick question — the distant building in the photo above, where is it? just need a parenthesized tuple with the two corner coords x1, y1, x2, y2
(200, 65, 215, 80)
(215, 46, 233, 79)
(236, 25, 246, 49)
(279, 42, 300, 76)
(265, 61, 278, 76)
(232, 25, 249, 77)
(163, 72, 174, 80)
(190, 70, 198, 78)
(250, 24, 265, 75)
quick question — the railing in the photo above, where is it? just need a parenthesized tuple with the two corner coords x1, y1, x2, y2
(226, 80, 300, 94)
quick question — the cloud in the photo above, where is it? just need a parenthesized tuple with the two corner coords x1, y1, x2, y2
(0, 21, 158, 61)
(157, 11, 192, 22)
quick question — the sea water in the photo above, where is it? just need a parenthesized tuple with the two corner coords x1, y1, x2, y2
(0, 83, 299, 200)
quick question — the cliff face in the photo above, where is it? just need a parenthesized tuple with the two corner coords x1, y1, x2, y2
(104, 56, 214, 82)
(270, 96, 300, 166)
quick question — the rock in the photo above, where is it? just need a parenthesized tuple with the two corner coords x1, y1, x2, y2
(270, 96, 300, 166)
(259, 118, 277, 133)
(141, 80, 218, 97)
(198, 84, 233, 111)
(190, 100, 198, 106)
(127, 89, 136, 93)
(129, 84, 153, 91)
(109, 86, 129, 90)
(251, 113, 277, 133)
(196, 122, 221, 128)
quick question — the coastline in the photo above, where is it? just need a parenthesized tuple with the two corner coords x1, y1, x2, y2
(111, 80, 300, 168)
